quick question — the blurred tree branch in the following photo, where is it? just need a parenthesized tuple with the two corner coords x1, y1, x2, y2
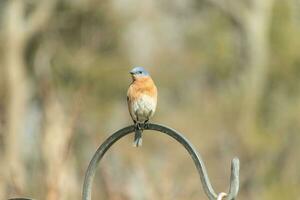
(3, 0, 29, 195)
(202, 0, 275, 137)
(2, 0, 58, 198)
(202, 0, 250, 25)
(24, 0, 58, 39)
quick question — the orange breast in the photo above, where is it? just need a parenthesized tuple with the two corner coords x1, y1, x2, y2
(127, 76, 157, 101)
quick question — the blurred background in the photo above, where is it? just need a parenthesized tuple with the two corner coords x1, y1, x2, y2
(0, 0, 300, 199)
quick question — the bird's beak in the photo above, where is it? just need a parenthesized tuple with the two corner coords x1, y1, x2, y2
(129, 71, 134, 75)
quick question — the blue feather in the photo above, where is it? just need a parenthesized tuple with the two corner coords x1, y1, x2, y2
(130, 66, 149, 76)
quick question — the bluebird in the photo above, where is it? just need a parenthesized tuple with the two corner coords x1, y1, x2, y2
(127, 67, 158, 147)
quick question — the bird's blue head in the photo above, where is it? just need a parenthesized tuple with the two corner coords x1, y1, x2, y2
(130, 67, 149, 79)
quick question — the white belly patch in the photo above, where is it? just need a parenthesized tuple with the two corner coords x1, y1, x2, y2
(131, 95, 156, 122)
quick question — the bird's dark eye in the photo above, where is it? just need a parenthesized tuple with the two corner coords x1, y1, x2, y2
(138, 71, 142, 74)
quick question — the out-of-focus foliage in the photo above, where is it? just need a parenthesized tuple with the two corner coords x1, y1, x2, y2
(0, 0, 300, 200)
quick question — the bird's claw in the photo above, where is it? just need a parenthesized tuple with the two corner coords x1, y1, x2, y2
(134, 121, 149, 130)
(144, 122, 150, 129)
(135, 123, 142, 130)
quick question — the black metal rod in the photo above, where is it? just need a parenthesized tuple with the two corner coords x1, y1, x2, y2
(82, 123, 239, 200)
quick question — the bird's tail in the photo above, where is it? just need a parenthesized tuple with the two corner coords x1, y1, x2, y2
(133, 128, 143, 147)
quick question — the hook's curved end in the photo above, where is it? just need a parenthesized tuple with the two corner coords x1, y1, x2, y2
(226, 157, 240, 200)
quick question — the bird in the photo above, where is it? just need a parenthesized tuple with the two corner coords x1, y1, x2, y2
(127, 67, 158, 147)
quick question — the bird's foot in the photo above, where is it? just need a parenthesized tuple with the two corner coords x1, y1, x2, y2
(144, 121, 150, 129)
(134, 121, 150, 130)
(135, 122, 142, 131)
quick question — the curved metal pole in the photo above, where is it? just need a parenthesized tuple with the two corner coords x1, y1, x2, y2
(82, 123, 239, 200)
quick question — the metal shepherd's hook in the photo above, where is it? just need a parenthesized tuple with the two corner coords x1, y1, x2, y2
(82, 123, 240, 200)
